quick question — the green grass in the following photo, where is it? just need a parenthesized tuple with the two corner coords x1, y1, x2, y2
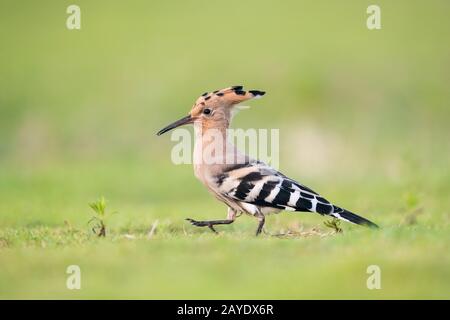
(0, 161, 449, 299)
(0, 0, 449, 299)
(1, 223, 449, 299)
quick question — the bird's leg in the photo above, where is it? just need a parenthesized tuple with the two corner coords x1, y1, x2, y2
(186, 208, 237, 234)
(255, 215, 265, 236)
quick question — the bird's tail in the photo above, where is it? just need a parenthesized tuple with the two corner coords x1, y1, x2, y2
(331, 206, 379, 229)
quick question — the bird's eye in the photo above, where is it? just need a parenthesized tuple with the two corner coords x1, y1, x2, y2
(203, 108, 212, 115)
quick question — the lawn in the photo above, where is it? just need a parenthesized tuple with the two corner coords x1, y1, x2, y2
(0, 0, 449, 299)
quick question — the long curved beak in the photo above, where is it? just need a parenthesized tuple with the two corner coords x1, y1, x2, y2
(156, 115, 193, 136)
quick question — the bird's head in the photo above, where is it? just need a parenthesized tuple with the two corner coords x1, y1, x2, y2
(156, 86, 265, 136)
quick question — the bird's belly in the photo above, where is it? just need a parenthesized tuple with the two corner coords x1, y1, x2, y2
(239, 202, 281, 216)
(260, 206, 282, 215)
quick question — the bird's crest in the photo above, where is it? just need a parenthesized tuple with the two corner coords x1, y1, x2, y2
(194, 85, 265, 107)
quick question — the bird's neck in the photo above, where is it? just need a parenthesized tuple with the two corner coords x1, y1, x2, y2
(193, 123, 243, 168)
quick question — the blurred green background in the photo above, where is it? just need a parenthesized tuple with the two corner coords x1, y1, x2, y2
(0, 0, 449, 299)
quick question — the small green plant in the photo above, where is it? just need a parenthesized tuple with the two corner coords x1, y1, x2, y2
(404, 192, 420, 210)
(88, 197, 116, 237)
(323, 218, 343, 233)
(401, 192, 423, 226)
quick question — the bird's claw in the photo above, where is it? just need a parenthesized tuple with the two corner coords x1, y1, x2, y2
(186, 218, 205, 226)
(186, 218, 218, 233)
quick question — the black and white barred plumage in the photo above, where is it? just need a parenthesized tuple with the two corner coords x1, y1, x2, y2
(216, 160, 378, 228)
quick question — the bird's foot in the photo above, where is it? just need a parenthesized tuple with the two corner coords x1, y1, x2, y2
(186, 218, 218, 233)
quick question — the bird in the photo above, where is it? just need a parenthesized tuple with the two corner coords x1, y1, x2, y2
(157, 86, 378, 235)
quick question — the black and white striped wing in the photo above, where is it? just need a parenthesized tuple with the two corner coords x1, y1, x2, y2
(215, 161, 379, 228)
(215, 162, 335, 215)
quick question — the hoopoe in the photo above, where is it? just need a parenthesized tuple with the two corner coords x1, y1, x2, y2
(157, 86, 378, 235)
